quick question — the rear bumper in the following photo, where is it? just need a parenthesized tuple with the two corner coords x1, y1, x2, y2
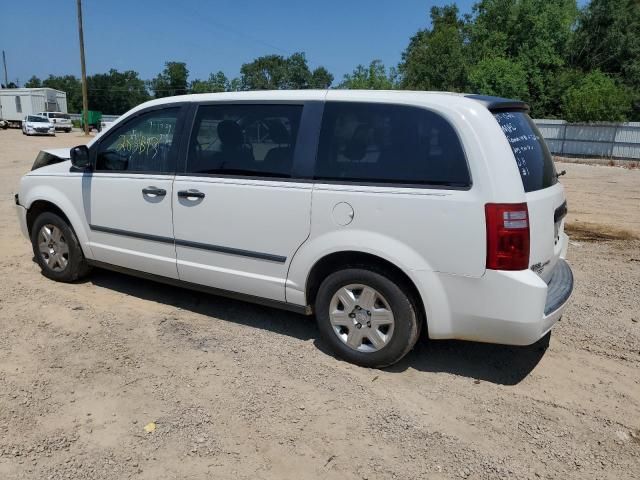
(544, 258, 573, 316)
(419, 259, 574, 346)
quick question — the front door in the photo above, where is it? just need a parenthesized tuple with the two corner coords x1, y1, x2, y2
(86, 106, 184, 279)
(172, 103, 312, 302)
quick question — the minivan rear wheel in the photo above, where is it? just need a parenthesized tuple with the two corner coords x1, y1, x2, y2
(315, 268, 420, 368)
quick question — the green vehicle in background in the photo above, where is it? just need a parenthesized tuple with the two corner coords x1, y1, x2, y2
(79, 111, 103, 132)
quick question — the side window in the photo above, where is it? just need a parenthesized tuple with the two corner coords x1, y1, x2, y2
(96, 108, 179, 173)
(315, 102, 470, 187)
(186, 104, 303, 178)
(15, 96, 22, 113)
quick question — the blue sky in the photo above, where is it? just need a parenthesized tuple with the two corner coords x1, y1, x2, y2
(1, 0, 586, 86)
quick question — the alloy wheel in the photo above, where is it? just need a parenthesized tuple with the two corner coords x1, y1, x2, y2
(38, 224, 69, 272)
(328, 284, 395, 353)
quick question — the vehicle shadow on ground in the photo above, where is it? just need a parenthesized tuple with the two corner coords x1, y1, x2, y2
(88, 269, 317, 342)
(384, 336, 549, 386)
(88, 268, 548, 386)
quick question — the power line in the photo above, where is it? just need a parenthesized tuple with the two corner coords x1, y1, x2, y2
(153, 3, 334, 73)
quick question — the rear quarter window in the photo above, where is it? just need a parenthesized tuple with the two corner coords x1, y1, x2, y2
(494, 111, 557, 192)
(315, 102, 470, 187)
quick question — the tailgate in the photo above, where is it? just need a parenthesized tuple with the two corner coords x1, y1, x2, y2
(492, 110, 567, 282)
(526, 183, 567, 282)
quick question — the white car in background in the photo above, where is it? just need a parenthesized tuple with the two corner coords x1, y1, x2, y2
(14, 90, 573, 368)
(37, 112, 73, 132)
(21, 115, 55, 136)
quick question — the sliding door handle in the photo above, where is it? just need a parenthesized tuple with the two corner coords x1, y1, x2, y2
(142, 186, 167, 196)
(177, 189, 205, 199)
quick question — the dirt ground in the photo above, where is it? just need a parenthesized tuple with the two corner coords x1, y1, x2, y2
(0, 128, 638, 480)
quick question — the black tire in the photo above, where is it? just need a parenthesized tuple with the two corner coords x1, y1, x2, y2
(315, 268, 421, 368)
(30, 212, 91, 282)
(66, 128, 72, 133)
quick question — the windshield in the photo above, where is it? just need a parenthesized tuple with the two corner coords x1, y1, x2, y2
(50, 113, 70, 119)
(28, 116, 48, 123)
(494, 111, 557, 192)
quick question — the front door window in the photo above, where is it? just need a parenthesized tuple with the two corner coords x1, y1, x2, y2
(96, 108, 180, 174)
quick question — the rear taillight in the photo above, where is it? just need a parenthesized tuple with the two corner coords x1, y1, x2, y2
(485, 203, 530, 270)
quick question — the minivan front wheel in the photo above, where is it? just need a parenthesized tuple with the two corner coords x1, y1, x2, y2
(315, 268, 420, 368)
(31, 212, 91, 282)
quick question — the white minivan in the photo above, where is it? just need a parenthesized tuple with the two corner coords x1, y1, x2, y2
(14, 91, 573, 367)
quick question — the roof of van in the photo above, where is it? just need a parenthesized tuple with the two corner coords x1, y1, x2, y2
(123, 90, 529, 121)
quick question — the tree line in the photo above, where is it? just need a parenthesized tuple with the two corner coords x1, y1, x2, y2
(22, 52, 333, 117)
(18, 0, 639, 122)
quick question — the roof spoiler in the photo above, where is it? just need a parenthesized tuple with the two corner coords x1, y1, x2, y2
(465, 94, 530, 112)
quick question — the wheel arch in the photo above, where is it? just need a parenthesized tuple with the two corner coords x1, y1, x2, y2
(305, 250, 427, 333)
(23, 194, 93, 259)
(27, 200, 72, 236)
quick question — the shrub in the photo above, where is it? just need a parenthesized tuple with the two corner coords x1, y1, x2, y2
(561, 71, 632, 122)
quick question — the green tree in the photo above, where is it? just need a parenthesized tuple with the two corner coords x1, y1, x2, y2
(570, 0, 640, 90)
(150, 61, 189, 98)
(400, 5, 468, 91)
(240, 52, 332, 90)
(310, 66, 334, 89)
(285, 52, 313, 89)
(468, 0, 578, 116)
(468, 57, 529, 100)
(338, 60, 398, 89)
(87, 69, 150, 114)
(25, 76, 42, 88)
(42, 75, 83, 112)
(241, 54, 288, 90)
(227, 77, 242, 92)
(190, 71, 230, 93)
(561, 71, 632, 122)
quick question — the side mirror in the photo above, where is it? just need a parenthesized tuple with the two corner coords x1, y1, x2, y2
(70, 145, 91, 170)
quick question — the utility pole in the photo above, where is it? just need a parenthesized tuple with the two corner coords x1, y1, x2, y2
(2, 51, 8, 88)
(76, 0, 89, 135)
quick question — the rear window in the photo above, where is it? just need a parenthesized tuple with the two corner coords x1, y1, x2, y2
(315, 102, 470, 187)
(494, 111, 557, 192)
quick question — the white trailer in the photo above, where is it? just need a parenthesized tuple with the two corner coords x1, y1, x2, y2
(0, 88, 68, 128)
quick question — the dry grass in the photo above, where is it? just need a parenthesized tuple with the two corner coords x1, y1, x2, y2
(565, 221, 638, 242)
(553, 156, 639, 169)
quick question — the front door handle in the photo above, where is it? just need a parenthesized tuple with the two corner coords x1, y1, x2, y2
(177, 189, 205, 199)
(142, 186, 167, 196)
